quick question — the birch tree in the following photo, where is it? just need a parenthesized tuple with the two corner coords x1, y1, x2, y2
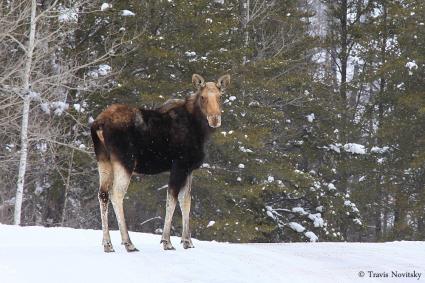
(0, 0, 122, 225)
(13, 0, 37, 226)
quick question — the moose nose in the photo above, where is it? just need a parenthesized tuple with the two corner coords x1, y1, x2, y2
(207, 115, 221, 128)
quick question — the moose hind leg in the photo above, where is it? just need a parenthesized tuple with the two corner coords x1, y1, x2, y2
(178, 173, 194, 249)
(161, 189, 177, 250)
(110, 161, 138, 252)
(98, 161, 114, 253)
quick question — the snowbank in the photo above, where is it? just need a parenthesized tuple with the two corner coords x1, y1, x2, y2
(0, 225, 423, 283)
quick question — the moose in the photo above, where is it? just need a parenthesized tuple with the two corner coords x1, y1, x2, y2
(91, 74, 230, 252)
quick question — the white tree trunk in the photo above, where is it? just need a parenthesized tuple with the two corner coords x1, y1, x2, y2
(14, 0, 37, 225)
(242, 0, 250, 65)
(241, 0, 249, 105)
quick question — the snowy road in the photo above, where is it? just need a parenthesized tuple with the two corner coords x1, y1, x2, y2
(0, 225, 423, 283)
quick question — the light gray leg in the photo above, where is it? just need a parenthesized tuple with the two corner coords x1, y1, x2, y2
(161, 189, 177, 250)
(110, 162, 138, 252)
(178, 173, 194, 249)
(97, 161, 114, 253)
(99, 192, 114, 252)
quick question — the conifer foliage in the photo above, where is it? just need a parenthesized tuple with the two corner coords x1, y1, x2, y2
(1, 0, 423, 243)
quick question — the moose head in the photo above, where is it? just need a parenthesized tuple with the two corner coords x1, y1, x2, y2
(192, 74, 231, 128)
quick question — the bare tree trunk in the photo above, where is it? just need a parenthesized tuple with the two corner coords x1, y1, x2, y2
(14, 0, 37, 225)
(375, 2, 388, 241)
(242, 0, 250, 65)
(394, 190, 408, 239)
(241, 0, 250, 105)
(61, 149, 74, 226)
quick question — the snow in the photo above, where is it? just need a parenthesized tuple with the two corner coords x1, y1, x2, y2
(121, 10, 135, 16)
(98, 64, 112, 76)
(289, 222, 306, 233)
(267, 176, 275, 183)
(89, 64, 112, 78)
(100, 3, 112, 11)
(239, 146, 253, 153)
(343, 143, 366, 155)
(325, 143, 367, 155)
(248, 101, 260, 107)
(36, 142, 47, 153)
(308, 213, 324, 227)
(306, 113, 315, 122)
(345, 201, 359, 213)
(53, 104, 69, 116)
(327, 183, 337, 191)
(44, 101, 69, 116)
(406, 61, 418, 76)
(40, 103, 50, 114)
(185, 51, 196, 57)
(292, 207, 308, 215)
(0, 225, 424, 282)
(371, 146, 389, 154)
(229, 96, 236, 101)
(27, 91, 40, 100)
(58, 8, 78, 23)
(238, 163, 245, 169)
(34, 185, 44, 195)
(405, 61, 418, 70)
(206, 221, 216, 228)
(5, 144, 15, 152)
(73, 103, 85, 113)
(304, 231, 318, 242)
(328, 143, 341, 153)
(266, 210, 275, 219)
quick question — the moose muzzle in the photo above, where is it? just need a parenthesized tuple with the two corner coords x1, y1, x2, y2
(207, 115, 221, 128)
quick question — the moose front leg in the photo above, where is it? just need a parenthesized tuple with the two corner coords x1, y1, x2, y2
(161, 189, 177, 250)
(178, 173, 194, 249)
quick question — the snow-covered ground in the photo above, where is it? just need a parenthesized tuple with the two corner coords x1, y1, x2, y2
(0, 225, 423, 283)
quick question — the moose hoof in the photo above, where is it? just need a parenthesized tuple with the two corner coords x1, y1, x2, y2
(161, 240, 175, 250)
(181, 239, 194, 249)
(103, 242, 115, 253)
(124, 242, 139, 252)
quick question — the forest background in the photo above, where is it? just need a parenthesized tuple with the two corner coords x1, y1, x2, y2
(1, 0, 424, 243)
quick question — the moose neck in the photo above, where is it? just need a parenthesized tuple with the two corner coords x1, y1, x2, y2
(186, 94, 215, 142)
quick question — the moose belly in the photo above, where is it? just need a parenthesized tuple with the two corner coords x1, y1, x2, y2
(133, 147, 205, 175)
(134, 152, 172, 175)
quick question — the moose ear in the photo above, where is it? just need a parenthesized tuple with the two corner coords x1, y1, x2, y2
(217, 74, 230, 91)
(192, 74, 205, 90)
